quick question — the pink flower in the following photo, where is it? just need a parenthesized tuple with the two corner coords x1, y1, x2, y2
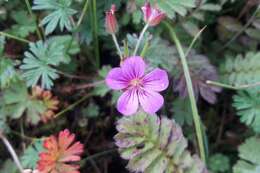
(37, 129, 83, 173)
(105, 4, 118, 34)
(106, 56, 169, 115)
(141, 2, 165, 26)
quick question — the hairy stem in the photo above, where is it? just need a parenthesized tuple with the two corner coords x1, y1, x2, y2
(164, 22, 206, 163)
(0, 31, 30, 43)
(206, 80, 260, 90)
(112, 34, 123, 60)
(133, 23, 149, 56)
(0, 134, 24, 173)
(54, 93, 94, 118)
(76, 0, 90, 28)
(24, 0, 42, 40)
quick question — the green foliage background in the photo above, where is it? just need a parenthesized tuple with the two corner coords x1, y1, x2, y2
(0, 0, 260, 172)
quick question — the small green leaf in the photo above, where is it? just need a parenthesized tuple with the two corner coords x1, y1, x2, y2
(8, 10, 37, 38)
(33, 0, 77, 35)
(1, 81, 47, 124)
(21, 140, 44, 169)
(233, 137, 260, 173)
(20, 41, 66, 89)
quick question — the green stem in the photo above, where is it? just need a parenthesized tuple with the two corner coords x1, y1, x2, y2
(0, 31, 31, 43)
(24, 0, 42, 40)
(112, 34, 123, 60)
(185, 26, 207, 57)
(76, 0, 90, 28)
(206, 80, 260, 90)
(133, 23, 149, 56)
(81, 148, 117, 163)
(0, 134, 24, 173)
(164, 22, 206, 163)
(92, 0, 100, 68)
(54, 93, 93, 118)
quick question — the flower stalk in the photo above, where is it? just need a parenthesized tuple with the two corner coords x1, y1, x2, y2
(112, 34, 123, 60)
(164, 21, 206, 163)
(133, 23, 149, 56)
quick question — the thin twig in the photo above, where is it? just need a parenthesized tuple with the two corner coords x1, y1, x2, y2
(24, 0, 43, 40)
(185, 26, 207, 57)
(0, 133, 24, 173)
(112, 34, 123, 60)
(11, 130, 41, 141)
(206, 80, 260, 90)
(219, 6, 259, 51)
(56, 70, 89, 80)
(54, 93, 94, 118)
(82, 148, 117, 162)
(92, 0, 100, 68)
(0, 31, 31, 43)
(133, 23, 149, 56)
(77, 0, 90, 28)
(73, 80, 104, 90)
(86, 150, 102, 173)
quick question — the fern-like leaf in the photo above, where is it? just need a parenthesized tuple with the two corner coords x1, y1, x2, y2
(233, 137, 260, 173)
(220, 52, 260, 86)
(20, 41, 65, 89)
(115, 111, 208, 173)
(33, 0, 77, 35)
(233, 89, 260, 133)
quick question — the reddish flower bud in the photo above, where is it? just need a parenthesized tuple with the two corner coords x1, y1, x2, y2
(141, 2, 165, 26)
(105, 4, 118, 34)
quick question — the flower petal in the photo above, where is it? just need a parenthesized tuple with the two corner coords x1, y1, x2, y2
(139, 89, 164, 114)
(106, 67, 128, 90)
(143, 68, 169, 91)
(117, 89, 139, 115)
(121, 56, 146, 79)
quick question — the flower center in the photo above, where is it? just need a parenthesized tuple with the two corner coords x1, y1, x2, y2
(130, 78, 142, 87)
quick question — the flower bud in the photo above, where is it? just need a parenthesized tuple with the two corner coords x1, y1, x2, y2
(105, 4, 118, 34)
(141, 2, 165, 26)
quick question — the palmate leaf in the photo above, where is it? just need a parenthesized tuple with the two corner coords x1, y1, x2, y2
(233, 137, 260, 173)
(233, 89, 260, 133)
(20, 41, 65, 89)
(115, 111, 208, 173)
(33, 0, 77, 35)
(21, 140, 44, 169)
(8, 10, 37, 38)
(1, 81, 47, 124)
